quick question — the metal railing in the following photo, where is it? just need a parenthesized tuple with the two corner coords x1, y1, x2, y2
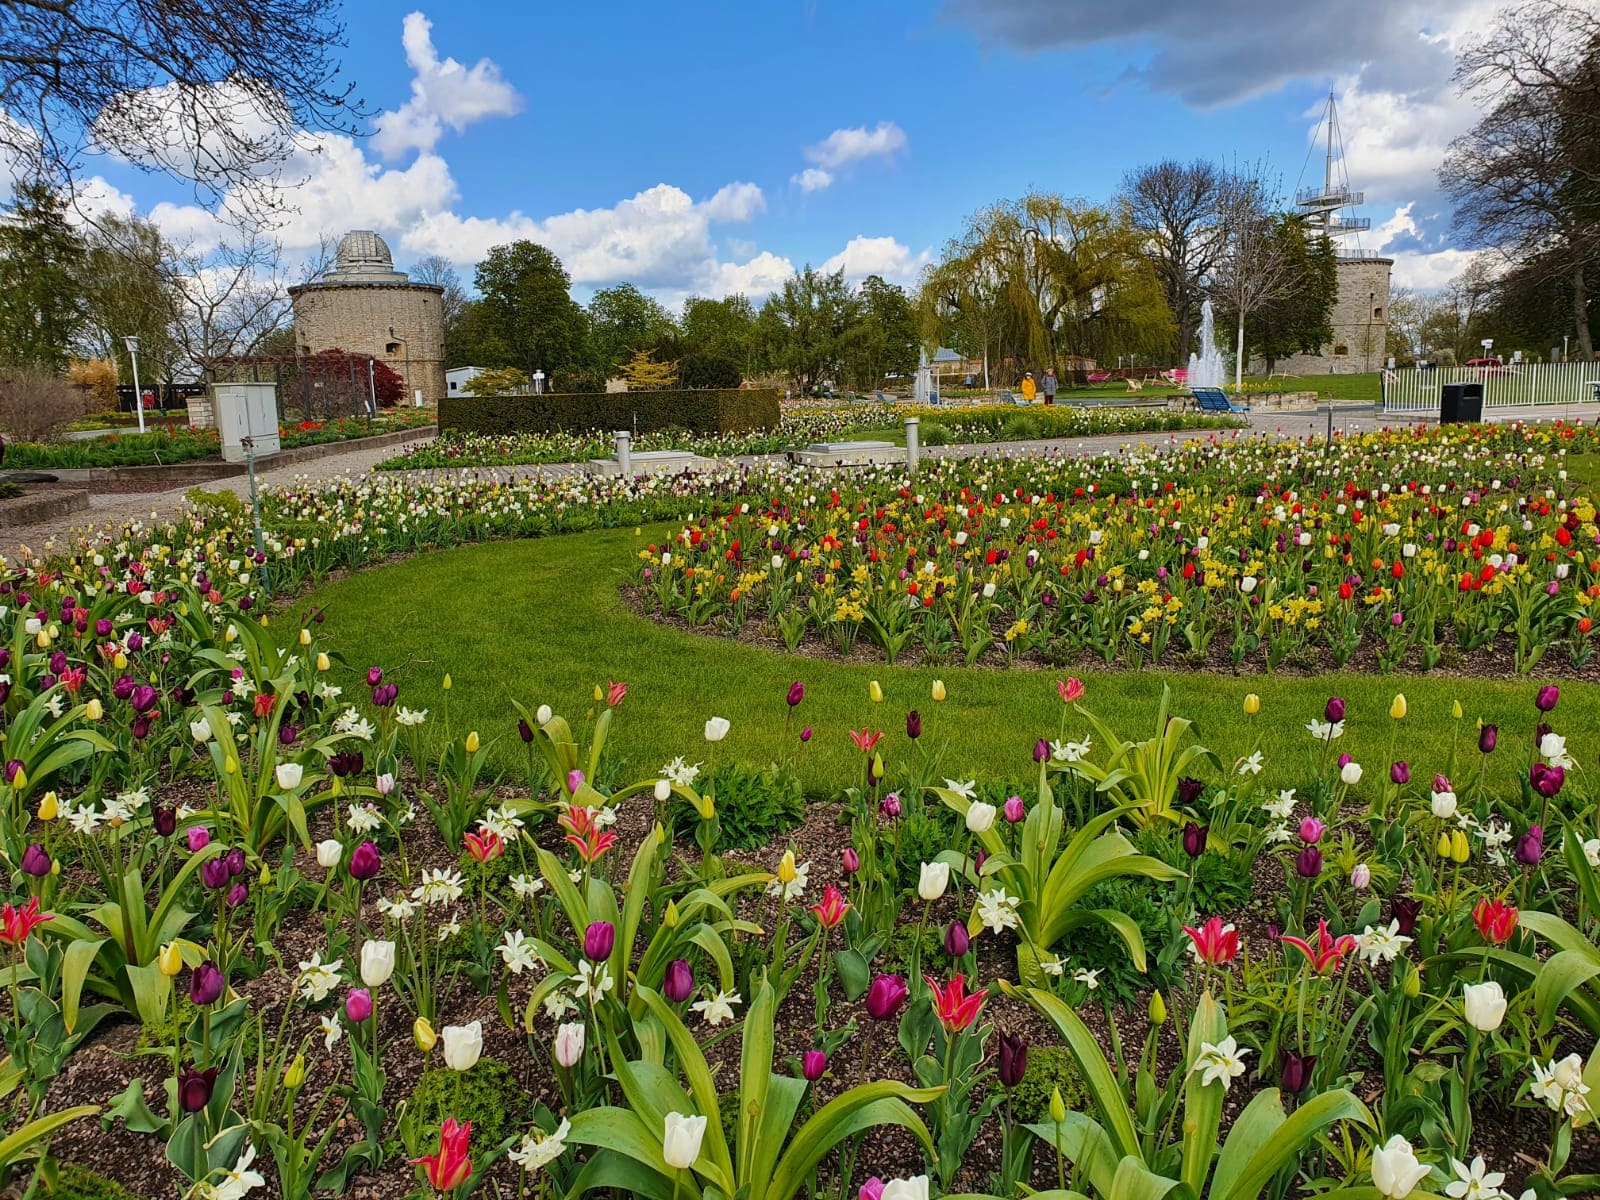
(1381, 362, 1600, 415)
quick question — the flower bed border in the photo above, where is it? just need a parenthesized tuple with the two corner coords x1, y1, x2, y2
(0, 487, 89, 528)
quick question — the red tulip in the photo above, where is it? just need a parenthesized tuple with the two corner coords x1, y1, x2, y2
(414, 1117, 473, 1192)
(1281, 920, 1356, 975)
(0, 896, 52, 946)
(1057, 678, 1085, 703)
(463, 829, 504, 863)
(606, 680, 628, 707)
(849, 728, 883, 754)
(808, 884, 850, 929)
(923, 973, 989, 1033)
(1472, 897, 1518, 944)
(1181, 916, 1240, 966)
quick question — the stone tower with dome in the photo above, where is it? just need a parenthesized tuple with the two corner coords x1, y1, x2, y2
(288, 230, 446, 406)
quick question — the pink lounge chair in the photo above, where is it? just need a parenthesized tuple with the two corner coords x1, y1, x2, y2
(1087, 371, 1112, 383)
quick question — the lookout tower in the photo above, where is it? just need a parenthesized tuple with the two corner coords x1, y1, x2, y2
(289, 230, 446, 406)
(1276, 92, 1393, 375)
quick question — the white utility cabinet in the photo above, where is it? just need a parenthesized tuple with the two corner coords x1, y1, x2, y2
(212, 383, 281, 463)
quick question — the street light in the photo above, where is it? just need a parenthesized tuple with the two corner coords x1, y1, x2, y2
(123, 335, 146, 434)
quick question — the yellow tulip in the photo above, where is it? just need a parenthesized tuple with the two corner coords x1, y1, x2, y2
(1402, 964, 1421, 998)
(1390, 694, 1408, 720)
(1451, 829, 1471, 864)
(157, 943, 184, 977)
(1436, 830, 1453, 858)
(931, 679, 947, 702)
(869, 680, 883, 703)
(777, 849, 798, 884)
(259, 616, 268, 628)
(37, 791, 58, 821)
(284, 1053, 306, 1090)
(465, 731, 480, 753)
(442, 674, 452, 691)
(594, 684, 604, 702)
(299, 628, 311, 646)
(1452, 700, 1463, 719)
(225, 756, 238, 775)
(663, 900, 680, 928)
(34, 631, 48, 648)
(11, 765, 27, 789)
(414, 1017, 437, 1052)
(84, 698, 102, 721)
(316, 652, 330, 672)
(225, 625, 237, 643)
(1049, 1087, 1067, 1123)
(112, 652, 127, 670)
(1243, 693, 1261, 715)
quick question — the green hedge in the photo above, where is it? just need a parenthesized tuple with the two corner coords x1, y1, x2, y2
(439, 388, 779, 436)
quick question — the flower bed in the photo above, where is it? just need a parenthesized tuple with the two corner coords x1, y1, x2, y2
(0, 421, 1593, 1198)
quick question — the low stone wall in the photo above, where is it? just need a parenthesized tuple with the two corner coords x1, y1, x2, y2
(0, 489, 89, 528)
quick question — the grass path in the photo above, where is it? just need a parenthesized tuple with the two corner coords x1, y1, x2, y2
(291, 526, 1598, 797)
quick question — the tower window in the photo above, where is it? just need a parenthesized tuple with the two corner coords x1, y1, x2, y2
(1333, 344, 1350, 357)
(1372, 307, 1384, 320)
(385, 342, 401, 355)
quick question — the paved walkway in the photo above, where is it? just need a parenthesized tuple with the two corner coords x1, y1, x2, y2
(2, 402, 1586, 564)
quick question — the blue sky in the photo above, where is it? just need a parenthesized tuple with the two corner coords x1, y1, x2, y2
(75, 0, 1497, 302)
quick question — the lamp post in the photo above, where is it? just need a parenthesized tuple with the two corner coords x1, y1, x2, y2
(124, 335, 146, 434)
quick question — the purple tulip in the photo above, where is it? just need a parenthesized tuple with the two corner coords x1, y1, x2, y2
(130, 685, 159, 714)
(1479, 724, 1498, 754)
(20, 843, 51, 877)
(517, 719, 534, 743)
(865, 973, 909, 1021)
(787, 681, 805, 707)
(125, 632, 143, 651)
(1514, 825, 1544, 867)
(1182, 821, 1208, 858)
(1337, 753, 1352, 769)
(1279, 1049, 1317, 1095)
(1004, 796, 1025, 823)
(801, 1050, 827, 1082)
(584, 920, 615, 961)
(1432, 773, 1453, 794)
(2, 760, 22, 784)
(94, 618, 112, 637)
(663, 958, 695, 1003)
(1530, 763, 1566, 798)
(152, 806, 176, 837)
(878, 793, 901, 820)
(47, 651, 65, 675)
(905, 710, 922, 740)
(566, 769, 585, 795)
(367, 667, 384, 687)
(177, 1066, 218, 1113)
(1176, 777, 1205, 806)
(1295, 846, 1324, 878)
(841, 847, 860, 873)
(329, 750, 363, 777)
(189, 962, 225, 1006)
(1324, 697, 1346, 723)
(225, 880, 249, 908)
(200, 858, 230, 890)
(1299, 817, 1326, 844)
(944, 920, 970, 957)
(1033, 737, 1049, 763)
(278, 724, 298, 746)
(187, 826, 211, 853)
(998, 1031, 1029, 1089)
(1535, 685, 1560, 712)
(225, 847, 245, 877)
(345, 988, 373, 1022)
(349, 840, 381, 880)
(1390, 761, 1410, 786)
(1391, 897, 1423, 936)
(799, 726, 812, 743)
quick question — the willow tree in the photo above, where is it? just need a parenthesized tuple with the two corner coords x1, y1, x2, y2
(918, 191, 1173, 382)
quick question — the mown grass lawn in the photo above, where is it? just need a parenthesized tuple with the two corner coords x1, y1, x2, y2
(289, 525, 1598, 799)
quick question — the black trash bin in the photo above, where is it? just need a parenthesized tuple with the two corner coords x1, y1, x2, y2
(1440, 381, 1484, 423)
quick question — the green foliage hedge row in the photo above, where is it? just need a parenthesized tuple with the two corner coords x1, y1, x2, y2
(439, 388, 779, 437)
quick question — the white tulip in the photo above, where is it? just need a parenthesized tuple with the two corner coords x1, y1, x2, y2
(918, 861, 949, 902)
(536, 704, 552, 725)
(315, 839, 342, 869)
(1462, 980, 1507, 1032)
(1371, 1134, 1430, 1199)
(704, 716, 730, 742)
(360, 939, 395, 988)
(1340, 762, 1363, 785)
(881, 1178, 931, 1200)
(554, 1020, 585, 1068)
(654, 779, 671, 803)
(661, 1111, 707, 1170)
(190, 720, 212, 743)
(965, 801, 998, 834)
(275, 762, 304, 790)
(1430, 791, 1458, 819)
(441, 1020, 483, 1071)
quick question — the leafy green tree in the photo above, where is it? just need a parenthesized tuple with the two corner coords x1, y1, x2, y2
(449, 299, 508, 369)
(1242, 218, 1337, 373)
(682, 294, 760, 376)
(839, 275, 918, 389)
(78, 213, 180, 389)
(0, 182, 88, 372)
(472, 242, 585, 377)
(756, 267, 857, 394)
(587, 284, 677, 373)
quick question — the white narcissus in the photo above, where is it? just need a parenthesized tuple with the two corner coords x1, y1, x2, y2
(661, 1111, 707, 1170)
(441, 1020, 483, 1071)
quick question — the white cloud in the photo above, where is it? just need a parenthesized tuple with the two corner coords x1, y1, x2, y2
(1371, 202, 1478, 291)
(371, 12, 522, 160)
(699, 181, 765, 222)
(804, 122, 908, 169)
(821, 234, 930, 284)
(704, 251, 798, 300)
(791, 167, 835, 192)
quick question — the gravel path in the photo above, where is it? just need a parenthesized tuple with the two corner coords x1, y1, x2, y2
(5, 402, 1573, 564)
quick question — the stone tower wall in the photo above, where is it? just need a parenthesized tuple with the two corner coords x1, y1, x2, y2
(288, 282, 446, 406)
(1267, 256, 1393, 376)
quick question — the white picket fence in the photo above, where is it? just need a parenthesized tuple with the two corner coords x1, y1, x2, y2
(1382, 362, 1600, 416)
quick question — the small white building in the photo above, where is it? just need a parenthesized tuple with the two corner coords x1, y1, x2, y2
(446, 366, 485, 395)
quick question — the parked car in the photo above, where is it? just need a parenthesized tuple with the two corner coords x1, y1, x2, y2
(1465, 357, 1515, 376)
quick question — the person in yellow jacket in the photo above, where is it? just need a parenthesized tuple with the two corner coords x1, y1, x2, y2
(1020, 372, 1037, 402)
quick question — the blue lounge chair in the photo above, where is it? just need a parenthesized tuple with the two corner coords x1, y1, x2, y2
(1192, 387, 1250, 414)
